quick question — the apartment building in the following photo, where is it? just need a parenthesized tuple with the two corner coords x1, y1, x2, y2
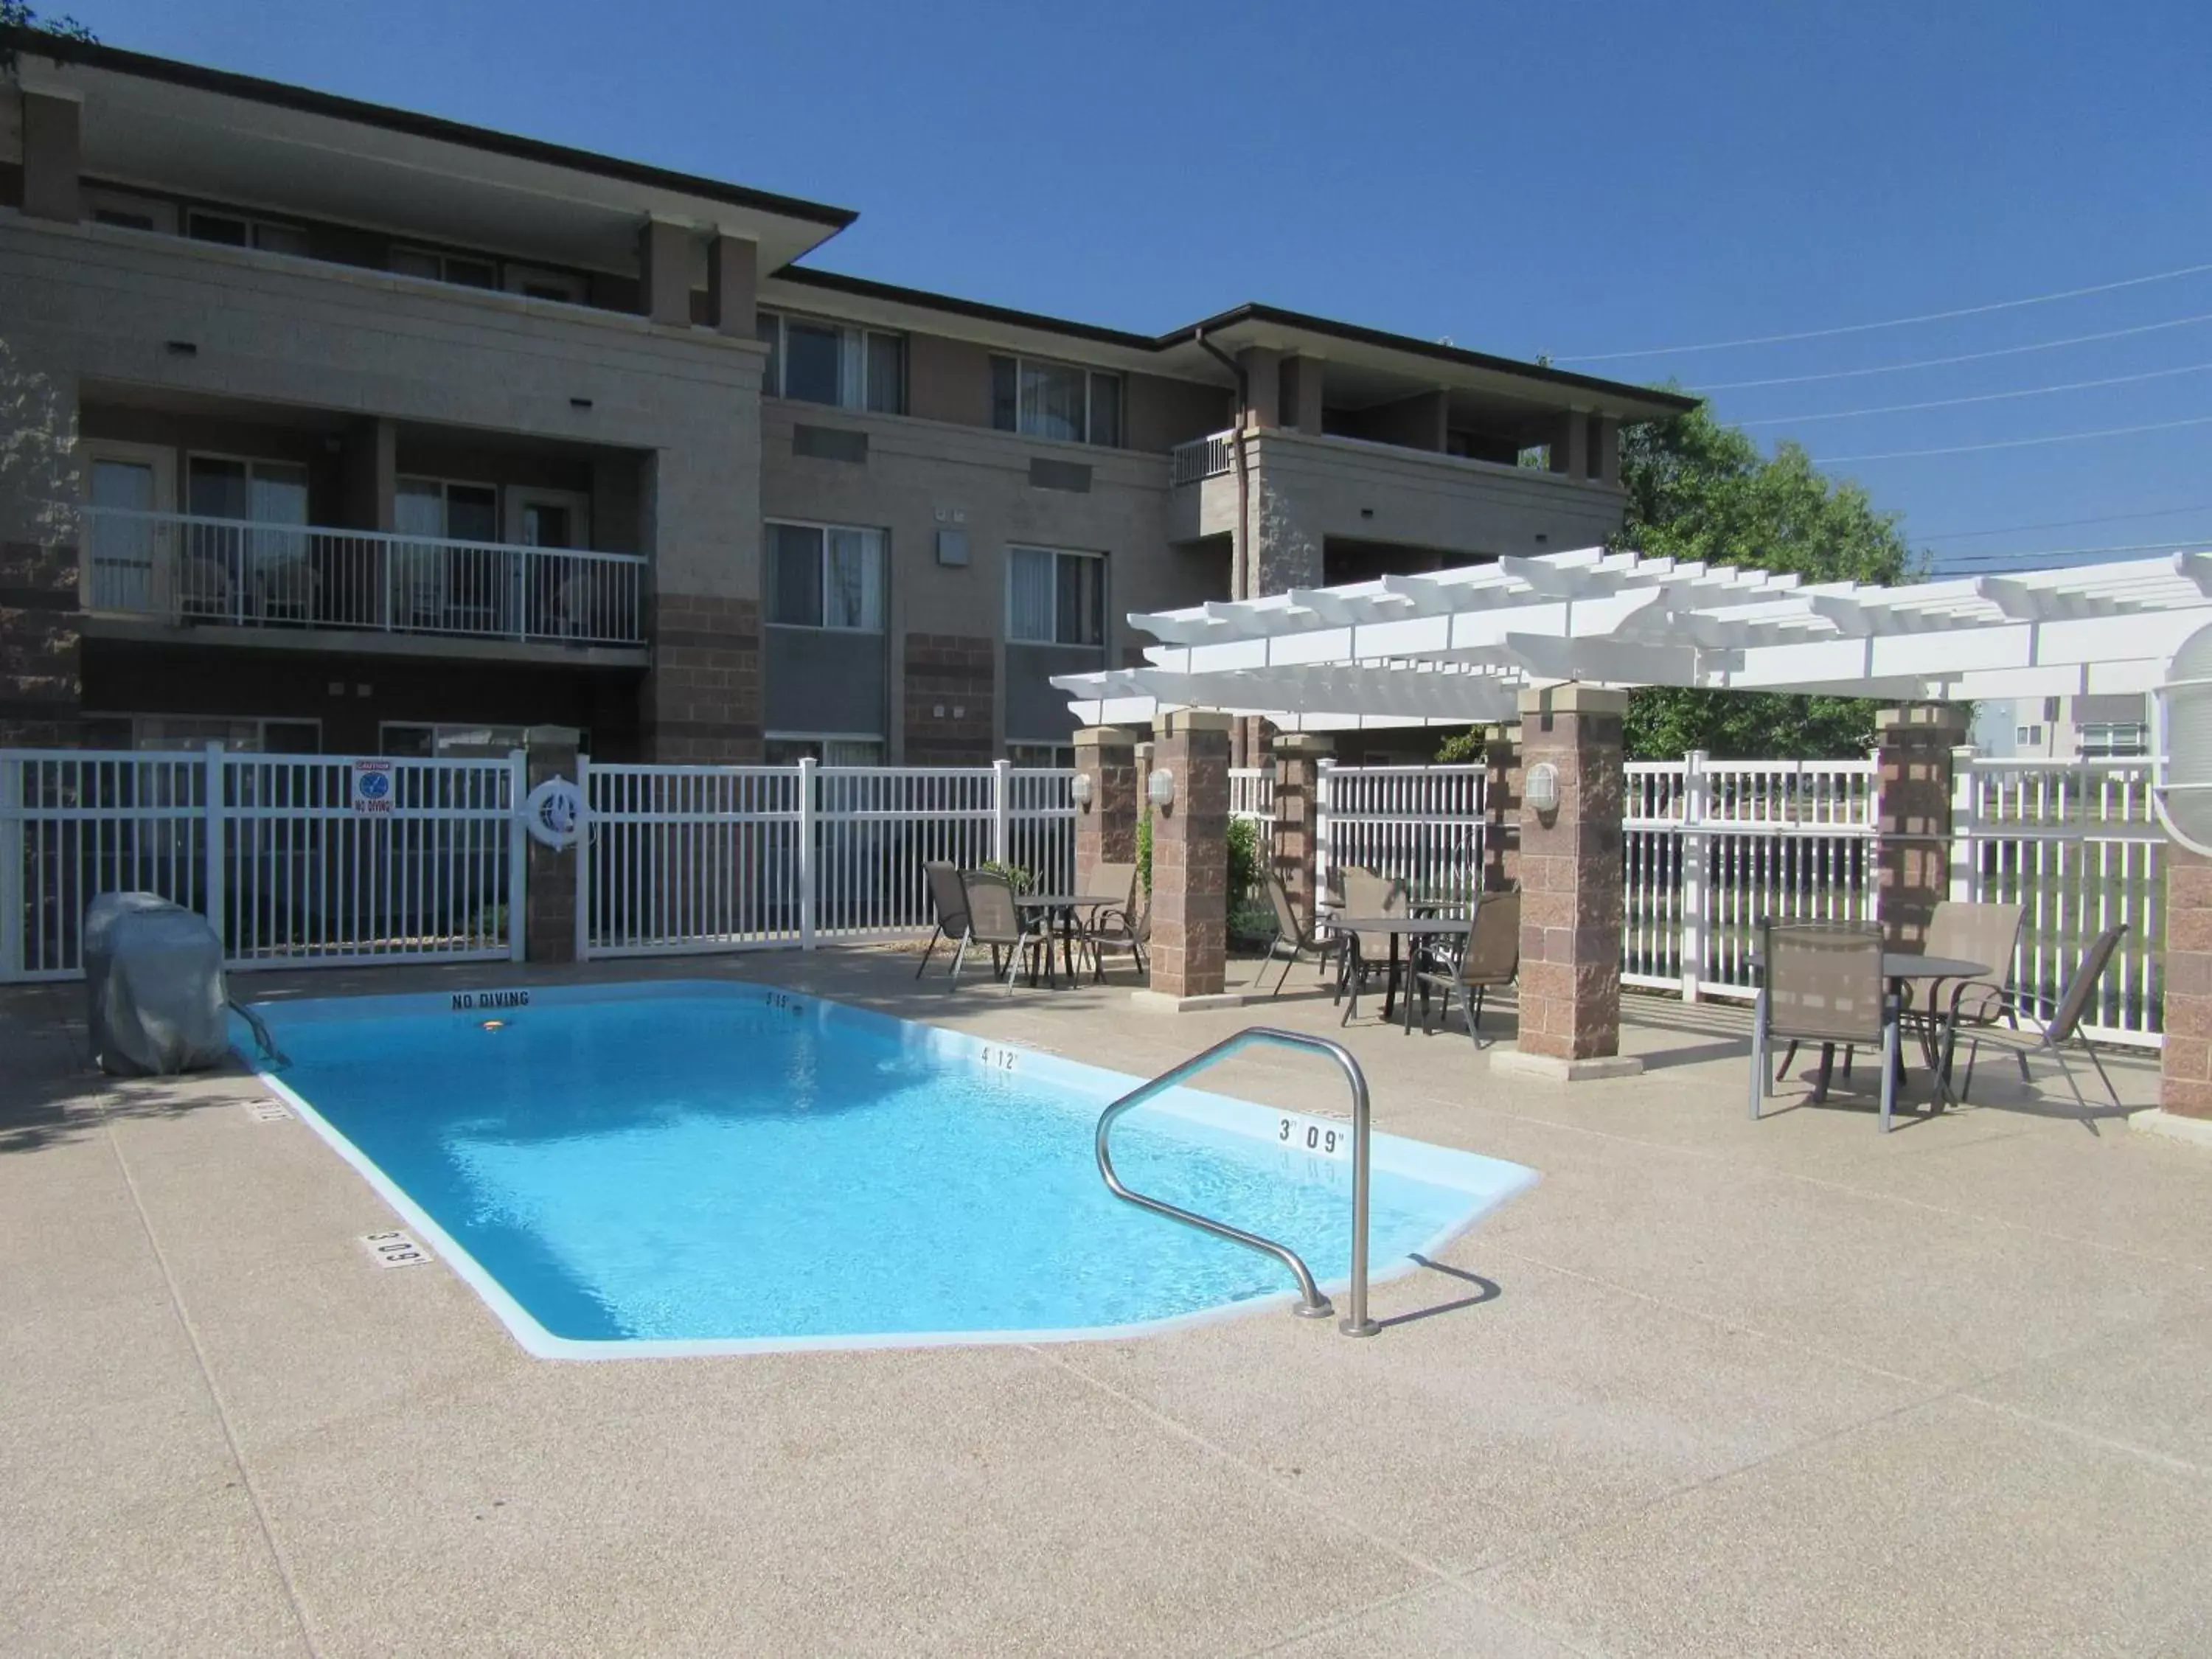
(0, 37, 1693, 765)
(1970, 692, 2153, 760)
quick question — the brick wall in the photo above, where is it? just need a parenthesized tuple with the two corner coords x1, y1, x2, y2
(645, 594, 760, 762)
(0, 540, 82, 745)
(2162, 848, 2212, 1118)
(904, 633, 994, 764)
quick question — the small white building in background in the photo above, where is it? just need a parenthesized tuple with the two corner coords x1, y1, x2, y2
(1969, 692, 2152, 759)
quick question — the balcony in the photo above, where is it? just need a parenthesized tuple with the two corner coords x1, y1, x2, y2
(81, 507, 647, 648)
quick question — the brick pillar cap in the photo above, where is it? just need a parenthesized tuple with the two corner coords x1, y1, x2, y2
(1877, 703, 1970, 734)
(1517, 683, 1630, 718)
(1073, 726, 1138, 750)
(1161, 709, 1237, 736)
(1272, 733, 1334, 757)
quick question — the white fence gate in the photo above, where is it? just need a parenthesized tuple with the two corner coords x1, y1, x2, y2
(2, 745, 521, 981)
(580, 759, 1074, 958)
(1952, 757, 2163, 1046)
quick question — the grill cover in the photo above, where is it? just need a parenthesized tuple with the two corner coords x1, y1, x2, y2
(83, 893, 229, 1077)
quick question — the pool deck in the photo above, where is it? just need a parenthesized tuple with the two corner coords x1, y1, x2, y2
(5, 947, 2211, 1657)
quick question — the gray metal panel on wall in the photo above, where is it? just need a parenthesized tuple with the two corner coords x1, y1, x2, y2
(1006, 643, 1104, 740)
(764, 627, 888, 735)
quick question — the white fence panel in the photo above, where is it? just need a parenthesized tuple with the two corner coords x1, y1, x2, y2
(1953, 758, 2162, 1047)
(1228, 767, 1276, 832)
(2, 745, 518, 979)
(1621, 762, 1688, 990)
(1316, 763, 1486, 898)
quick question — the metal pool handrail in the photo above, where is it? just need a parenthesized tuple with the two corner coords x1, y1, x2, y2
(1094, 1026, 1380, 1338)
(229, 998, 291, 1069)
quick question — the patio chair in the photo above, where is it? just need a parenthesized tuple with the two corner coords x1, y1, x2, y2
(1079, 862, 1142, 980)
(1331, 866, 1405, 1006)
(1258, 872, 1340, 995)
(948, 869, 1051, 995)
(1407, 887, 1520, 1046)
(915, 860, 970, 979)
(1941, 924, 2128, 1112)
(1905, 899, 2025, 1042)
(1750, 919, 1903, 1131)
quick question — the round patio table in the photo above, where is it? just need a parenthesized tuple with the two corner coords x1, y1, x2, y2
(1751, 951, 1990, 1101)
(1326, 917, 1472, 1026)
(1015, 892, 1126, 984)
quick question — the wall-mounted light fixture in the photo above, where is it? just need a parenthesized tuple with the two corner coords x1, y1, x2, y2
(1147, 768, 1176, 811)
(1525, 760, 1561, 815)
(1070, 772, 1095, 809)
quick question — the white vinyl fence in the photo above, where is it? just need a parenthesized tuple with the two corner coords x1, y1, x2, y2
(1624, 754, 1880, 1000)
(2, 745, 521, 981)
(580, 759, 1074, 958)
(1315, 764, 1489, 898)
(1952, 757, 2163, 1046)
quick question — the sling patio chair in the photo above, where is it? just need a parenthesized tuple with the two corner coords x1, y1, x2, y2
(1329, 866, 1405, 1007)
(948, 868, 1053, 995)
(1257, 872, 1340, 995)
(1406, 887, 1521, 1046)
(1079, 861, 1144, 981)
(1903, 898, 2025, 1052)
(915, 860, 972, 978)
(1939, 923, 2129, 1113)
(1750, 919, 1905, 1132)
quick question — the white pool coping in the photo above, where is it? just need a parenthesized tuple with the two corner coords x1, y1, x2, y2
(239, 978, 1540, 1361)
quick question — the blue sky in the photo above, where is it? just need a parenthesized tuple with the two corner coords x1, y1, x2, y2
(76, 0, 2212, 571)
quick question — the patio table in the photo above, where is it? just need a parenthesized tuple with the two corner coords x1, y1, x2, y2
(1015, 892, 1127, 984)
(1751, 951, 1990, 1102)
(1326, 916, 1472, 1026)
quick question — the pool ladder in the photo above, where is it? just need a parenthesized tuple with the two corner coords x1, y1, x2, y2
(1095, 1027, 1378, 1338)
(229, 998, 292, 1069)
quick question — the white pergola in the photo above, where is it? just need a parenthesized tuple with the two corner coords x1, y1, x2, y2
(1054, 546, 2212, 730)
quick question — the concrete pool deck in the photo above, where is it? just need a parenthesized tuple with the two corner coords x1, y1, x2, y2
(4, 949, 2210, 1657)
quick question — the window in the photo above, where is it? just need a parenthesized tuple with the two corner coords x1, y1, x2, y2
(768, 522, 885, 631)
(507, 265, 588, 305)
(2042, 695, 2062, 723)
(187, 209, 310, 258)
(755, 310, 905, 413)
(1007, 546, 1105, 646)
(2081, 722, 2149, 759)
(87, 714, 321, 754)
(395, 478, 499, 542)
(187, 456, 309, 525)
(1007, 743, 1074, 768)
(391, 247, 499, 288)
(990, 355, 1123, 447)
(765, 735, 883, 765)
(380, 723, 562, 758)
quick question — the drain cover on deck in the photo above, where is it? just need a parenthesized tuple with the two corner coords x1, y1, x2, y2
(361, 1230, 433, 1269)
(243, 1100, 293, 1124)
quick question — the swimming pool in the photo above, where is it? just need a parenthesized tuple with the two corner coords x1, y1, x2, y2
(242, 981, 1537, 1358)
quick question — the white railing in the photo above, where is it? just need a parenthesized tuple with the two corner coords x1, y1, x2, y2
(82, 507, 647, 646)
(580, 759, 1076, 958)
(2, 746, 520, 981)
(1170, 430, 1237, 487)
(1624, 753, 1879, 1000)
(1952, 756, 2162, 1047)
(1316, 763, 1488, 899)
(1228, 766, 1276, 832)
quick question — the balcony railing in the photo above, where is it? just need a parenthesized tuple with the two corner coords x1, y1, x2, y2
(81, 507, 647, 647)
(1171, 430, 1236, 486)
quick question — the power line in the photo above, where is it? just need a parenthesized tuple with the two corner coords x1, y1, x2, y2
(1738, 361, 2212, 427)
(1918, 502, 2212, 542)
(1557, 260, 2212, 362)
(1933, 537, 2212, 568)
(1813, 411, 2212, 463)
(1691, 312, 2212, 392)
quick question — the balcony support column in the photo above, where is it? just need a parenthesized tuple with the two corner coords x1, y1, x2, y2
(637, 217, 694, 327)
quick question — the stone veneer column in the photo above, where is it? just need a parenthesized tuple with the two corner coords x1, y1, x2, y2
(643, 594, 761, 762)
(1138, 710, 1233, 1007)
(1876, 703, 1967, 950)
(0, 538, 83, 745)
(1072, 726, 1138, 895)
(1270, 733, 1332, 928)
(2154, 849, 2212, 1128)
(1484, 727, 1522, 891)
(1493, 685, 1643, 1081)
(523, 726, 580, 964)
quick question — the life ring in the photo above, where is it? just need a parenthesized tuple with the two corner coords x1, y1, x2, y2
(522, 776, 583, 849)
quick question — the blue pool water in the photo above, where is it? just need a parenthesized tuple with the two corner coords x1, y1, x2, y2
(245, 982, 1537, 1357)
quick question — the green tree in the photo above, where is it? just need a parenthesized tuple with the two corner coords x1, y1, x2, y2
(1611, 399, 1921, 760)
(1, 5, 94, 76)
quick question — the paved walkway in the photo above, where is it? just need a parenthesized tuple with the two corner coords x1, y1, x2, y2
(4, 950, 2208, 1656)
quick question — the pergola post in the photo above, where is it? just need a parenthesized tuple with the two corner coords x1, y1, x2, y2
(1135, 710, 1235, 1009)
(1270, 732, 1332, 928)
(1876, 704, 1968, 950)
(1483, 726, 1521, 891)
(1492, 685, 1644, 1082)
(1072, 726, 1138, 897)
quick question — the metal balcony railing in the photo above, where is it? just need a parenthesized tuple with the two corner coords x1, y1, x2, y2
(80, 507, 647, 646)
(1170, 430, 1236, 486)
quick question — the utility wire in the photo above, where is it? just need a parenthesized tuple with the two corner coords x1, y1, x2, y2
(1814, 411, 2212, 463)
(1690, 312, 2212, 392)
(1918, 502, 2212, 542)
(1933, 538, 2212, 568)
(1558, 260, 2212, 361)
(1738, 361, 2212, 427)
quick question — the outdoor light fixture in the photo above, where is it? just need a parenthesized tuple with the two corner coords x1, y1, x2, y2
(2153, 619, 2212, 855)
(1070, 773, 1095, 809)
(1147, 768, 1176, 810)
(1525, 761, 1562, 815)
